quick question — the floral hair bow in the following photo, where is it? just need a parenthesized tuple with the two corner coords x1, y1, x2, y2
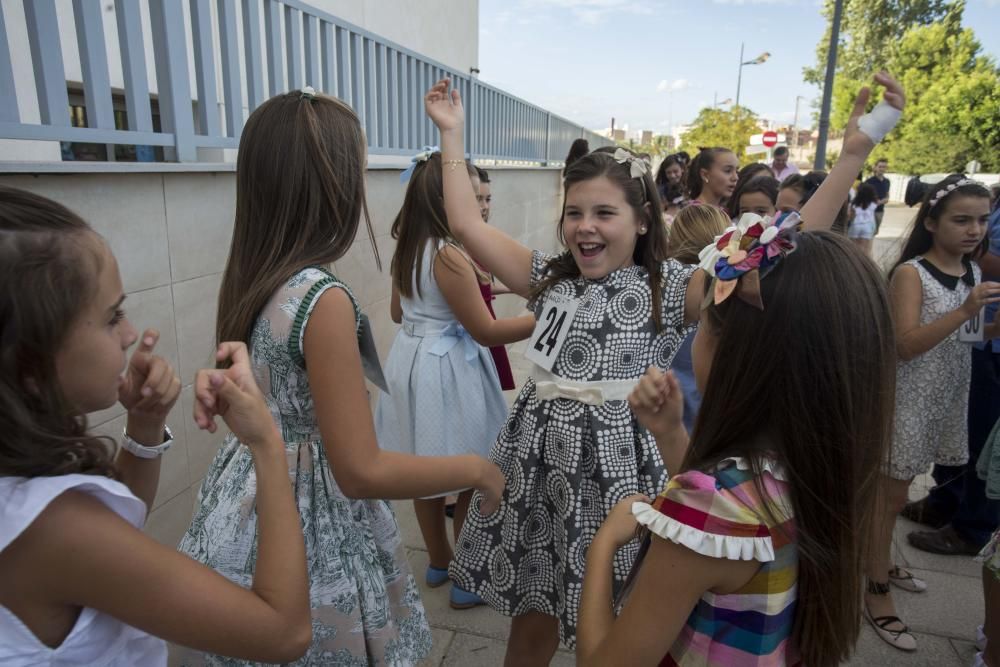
(697, 211, 801, 310)
(928, 178, 978, 208)
(613, 148, 648, 179)
(400, 145, 439, 183)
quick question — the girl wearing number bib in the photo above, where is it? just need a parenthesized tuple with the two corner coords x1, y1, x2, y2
(423, 73, 894, 663)
(866, 175, 1000, 652)
(374, 151, 534, 610)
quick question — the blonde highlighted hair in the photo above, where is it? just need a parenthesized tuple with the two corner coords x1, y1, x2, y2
(666, 204, 730, 264)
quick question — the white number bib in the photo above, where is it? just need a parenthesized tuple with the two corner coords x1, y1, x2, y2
(959, 306, 985, 343)
(524, 293, 579, 372)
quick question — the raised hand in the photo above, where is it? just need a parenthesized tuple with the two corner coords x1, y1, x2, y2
(193, 342, 279, 448)
(118, 329, 181, 422)
(842, 72, 905, 160)
(425, 78, 464, 133)
(628, 367, 684, 439)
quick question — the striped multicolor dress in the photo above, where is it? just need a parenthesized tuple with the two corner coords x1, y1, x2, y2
(631, 457, 800, 666)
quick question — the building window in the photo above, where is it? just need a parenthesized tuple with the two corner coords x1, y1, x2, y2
(62, 87, 165, 162)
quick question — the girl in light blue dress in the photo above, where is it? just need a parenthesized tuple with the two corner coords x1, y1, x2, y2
(376, 151, 534, 609)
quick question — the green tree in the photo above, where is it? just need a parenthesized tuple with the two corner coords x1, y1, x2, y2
(678, 107, 761, 162)
(810, 0, 1000, 173)
(804, 0, 953, 85)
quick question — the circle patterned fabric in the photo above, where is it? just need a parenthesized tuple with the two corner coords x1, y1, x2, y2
(449, 251, 695, 647)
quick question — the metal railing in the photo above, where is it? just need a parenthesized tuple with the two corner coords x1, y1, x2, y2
(0, 0, 612, 163)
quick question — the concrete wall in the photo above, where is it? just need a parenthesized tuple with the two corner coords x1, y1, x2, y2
(0, 165, 560, 546)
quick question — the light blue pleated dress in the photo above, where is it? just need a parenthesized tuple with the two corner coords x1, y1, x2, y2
(375, 239, 509, 495)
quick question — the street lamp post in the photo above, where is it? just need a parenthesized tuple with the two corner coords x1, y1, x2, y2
(814, 0, 844, 170)
(792, 95, 807, 149)
(735, 42, 770, 110)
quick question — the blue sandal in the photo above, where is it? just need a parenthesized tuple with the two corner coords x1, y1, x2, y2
(449, 585, 486, 610)
(425, 565, 449, 588)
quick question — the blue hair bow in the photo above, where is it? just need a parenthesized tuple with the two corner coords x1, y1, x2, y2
(399, 145, 440, 183)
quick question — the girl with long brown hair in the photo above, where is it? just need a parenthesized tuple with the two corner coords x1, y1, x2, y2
(687, 147, 739, 208)
(426, 72, 902, 665)
(574, 73, 907, 667)
(866, 175, 999, 652)
(374, 151, 533, 610)
(177, 90, 504, 666)
(0, 187, 311, 665)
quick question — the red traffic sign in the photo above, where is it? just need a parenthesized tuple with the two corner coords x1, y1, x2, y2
(762, 131, 778, 148)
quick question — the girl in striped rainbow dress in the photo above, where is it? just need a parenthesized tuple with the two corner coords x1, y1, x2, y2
(575, 73, 906, 667)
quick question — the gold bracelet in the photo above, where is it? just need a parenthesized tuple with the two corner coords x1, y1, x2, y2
(443, 159, 465, 172)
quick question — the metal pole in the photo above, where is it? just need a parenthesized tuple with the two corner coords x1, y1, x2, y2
(735, 42, 744, 109)
(792, 95, 801, 149)
(814, 0, 843, 170)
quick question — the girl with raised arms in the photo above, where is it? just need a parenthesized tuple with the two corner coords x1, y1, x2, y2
(425, 72, 903, 665)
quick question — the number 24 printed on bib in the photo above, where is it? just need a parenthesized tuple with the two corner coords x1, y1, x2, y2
(524, 294, 580, 372)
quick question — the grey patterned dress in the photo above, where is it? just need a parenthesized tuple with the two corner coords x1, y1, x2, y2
(890, 257, 980, 480)
(177, 268, 432, 666)
(448, 252, 694, 647)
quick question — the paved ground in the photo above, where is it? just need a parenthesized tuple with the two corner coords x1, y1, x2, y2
(402, 204, 984, 666)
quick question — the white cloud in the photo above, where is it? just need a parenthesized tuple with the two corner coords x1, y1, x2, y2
(657, 78, 690, 93)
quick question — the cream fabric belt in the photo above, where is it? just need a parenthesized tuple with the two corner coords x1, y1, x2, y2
(531, 368, 638, 406)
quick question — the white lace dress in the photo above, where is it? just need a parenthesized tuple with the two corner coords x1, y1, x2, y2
(890, 257, 980, 480)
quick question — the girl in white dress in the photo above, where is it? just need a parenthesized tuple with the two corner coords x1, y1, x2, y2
(867, 175, 1000, 652)
(0, 186, 311, 665)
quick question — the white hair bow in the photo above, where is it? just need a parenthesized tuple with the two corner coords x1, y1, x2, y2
(613, 148, 648, 179)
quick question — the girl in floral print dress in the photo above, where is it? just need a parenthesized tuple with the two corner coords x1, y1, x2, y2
(177, 89, 504, 666)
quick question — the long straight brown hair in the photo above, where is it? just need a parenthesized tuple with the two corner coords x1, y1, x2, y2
(216, 91, 377, 347)
(687, 232, 895, 666)
(532, 146, 669, 329)
(0, 186, 117, 478)
(390, 152, 479, 299)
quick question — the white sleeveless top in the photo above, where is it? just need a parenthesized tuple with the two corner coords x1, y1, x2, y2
(0, 474, 167, 666)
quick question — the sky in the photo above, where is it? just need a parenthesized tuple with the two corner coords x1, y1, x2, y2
(477, 0, 1000, 138)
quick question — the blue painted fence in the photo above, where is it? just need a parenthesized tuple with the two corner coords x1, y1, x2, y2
(0, 0, 612, 162)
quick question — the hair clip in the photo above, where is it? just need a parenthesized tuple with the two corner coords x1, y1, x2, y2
(613, 148, 648, 180)
(697, 211, 801, 310)
(400, 145, 439, 183)
(300, 85, 316, 100)
(928, 178, 977, 208)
